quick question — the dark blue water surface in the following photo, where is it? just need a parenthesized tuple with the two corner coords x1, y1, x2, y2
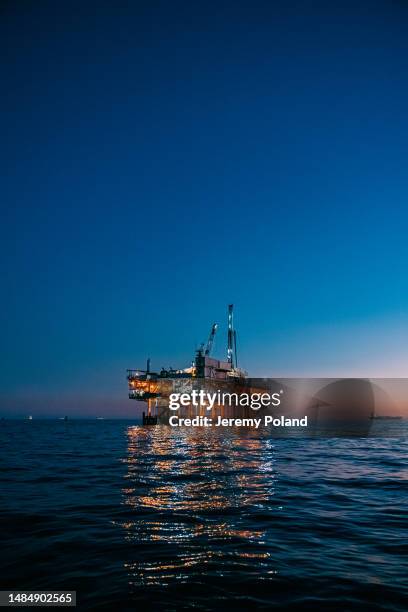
(0, 420, 407, 610)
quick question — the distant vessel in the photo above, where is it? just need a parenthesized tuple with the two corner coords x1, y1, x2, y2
(370, 415, 402, 420)
(27, 415, 33, 420)
(96, 416, 105, 420)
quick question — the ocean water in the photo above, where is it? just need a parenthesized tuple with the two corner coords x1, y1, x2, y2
(0, 420, 407, 611)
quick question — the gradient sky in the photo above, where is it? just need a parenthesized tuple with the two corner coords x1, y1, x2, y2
(2, 1, 408, 416)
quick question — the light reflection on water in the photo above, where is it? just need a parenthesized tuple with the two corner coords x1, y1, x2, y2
(0, 420, 406, 610)
(121, 426, 278, 587)
(116, 423, 408, 611)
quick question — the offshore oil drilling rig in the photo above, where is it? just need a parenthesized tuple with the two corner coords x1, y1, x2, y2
(127, 305, 247, 424)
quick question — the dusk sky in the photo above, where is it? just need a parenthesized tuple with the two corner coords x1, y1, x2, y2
(2, 1, 408, 416)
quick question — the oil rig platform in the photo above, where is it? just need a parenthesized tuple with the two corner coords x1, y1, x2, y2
(127, 305, 247, 424)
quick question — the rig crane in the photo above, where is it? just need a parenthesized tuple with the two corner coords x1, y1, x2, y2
(204, 323, 218, 356)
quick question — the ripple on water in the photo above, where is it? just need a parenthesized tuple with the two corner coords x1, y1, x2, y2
(0, 420, 407, 611)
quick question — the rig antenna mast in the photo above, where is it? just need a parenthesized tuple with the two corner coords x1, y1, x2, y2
(227, 304, 237, 368)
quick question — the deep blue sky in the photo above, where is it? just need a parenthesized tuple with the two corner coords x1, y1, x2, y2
(2, 1, 408, 416)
